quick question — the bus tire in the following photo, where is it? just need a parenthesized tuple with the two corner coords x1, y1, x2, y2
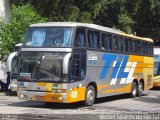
(130, 81, 138, 98)
(137, 81, 144, 97)
(84, 85, 95, 106)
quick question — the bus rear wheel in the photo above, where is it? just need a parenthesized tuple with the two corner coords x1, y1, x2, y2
(137, 81, 144, 97)
(84, 85, 95, 106)
(130, 81, 138, 98)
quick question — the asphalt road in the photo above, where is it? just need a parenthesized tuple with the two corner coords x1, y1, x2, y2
(0, 89, 160, 120)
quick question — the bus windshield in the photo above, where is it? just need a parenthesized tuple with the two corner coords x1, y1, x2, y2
(24, 27, 73, 47)
(19, 52, 67, 82)
(154, 55, 160, 76)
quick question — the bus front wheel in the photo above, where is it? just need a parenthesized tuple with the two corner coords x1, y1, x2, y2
(130, 81, 138, 98)
(84, 85, 96, 106)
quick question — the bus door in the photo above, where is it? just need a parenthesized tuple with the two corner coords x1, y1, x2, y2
(70, 49, 86, 82)
(69, 27, 86, 82)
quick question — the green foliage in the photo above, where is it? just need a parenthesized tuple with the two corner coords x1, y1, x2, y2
(11, 0, 101, 23)
(0, 5, 47, 55)
(95, 0, 160, 38)
(118, 13, 133, 33)
(94, 0, 135, 33)
(132, 0, 160, 38)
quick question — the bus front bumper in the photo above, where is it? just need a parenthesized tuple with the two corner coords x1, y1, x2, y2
(17, 91, 67, 103)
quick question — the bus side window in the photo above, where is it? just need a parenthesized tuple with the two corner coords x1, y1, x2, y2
(123, 38, 127, 52)
(132, 40, 138, 54)
(113, 35, 118, 51)
(142, 42, 145, 54)
(132, 40, 135, 53)
(113, 35, 122, 52)
(88, 30, 100, 49)
(128, 38, 132, 53)
(149, 43, 153, 55)
(74, 28, 85, 48)
(118, 36, 123, 52)
(138, 41, 142, 54)
(11, 56, 18, 74)
(102, 33, 112, 51)
(142, 42, 148, 55)
(145, 42, 149, 55)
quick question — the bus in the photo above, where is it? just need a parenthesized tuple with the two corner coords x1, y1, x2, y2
(153, 46, 160, 87)
(0, 43, 22, 93)
(17, 22, 154, 106)
(9, 43, 22, 93)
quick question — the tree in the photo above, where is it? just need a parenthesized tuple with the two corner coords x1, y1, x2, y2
(11, 0, 102, 23)
(94, 0, 134, 33)
(132, 0, 160, 38)
(0, 5, 47, 55)
(9, 0, 160, 40)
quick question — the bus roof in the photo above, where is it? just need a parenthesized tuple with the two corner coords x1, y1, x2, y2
(118, 33, 153, 42)
(30, 22, 123, 33)
(30, 22, 153, 42)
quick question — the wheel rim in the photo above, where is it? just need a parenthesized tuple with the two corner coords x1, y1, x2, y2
(87, 89, 95, 105)
(132, 83, 137, 96)
(139, 82, 143, 95)
(87, 90, 94, 101)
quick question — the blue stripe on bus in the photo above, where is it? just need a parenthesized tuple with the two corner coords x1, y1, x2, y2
(99, 54, 117, 79)
(99, 54, 129, 80)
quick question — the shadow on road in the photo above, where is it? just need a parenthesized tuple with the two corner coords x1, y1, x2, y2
(150, 87, 160, 91)
(95, 94, 129, 104)
(134, 96, 160, 104)
(8, 100, 84, 109)
(132, 90, 160, 104)
(95, 93, 148, 104)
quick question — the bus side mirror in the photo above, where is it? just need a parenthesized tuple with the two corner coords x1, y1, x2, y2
(63, 53, 71, 74)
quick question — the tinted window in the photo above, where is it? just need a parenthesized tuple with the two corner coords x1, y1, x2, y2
(145, 42, 149, 54)
(24, 27, 73, 47)
(74, 28, 85, 48)
(118, 36, 123, 51)
(11, 56, 18, 74)
(113, 35, 123, 52)
(132, 40, 138, 53)
(142, 42, 145, 54)
(142, 42, 149, 55)
(113, 35, 119, 51)
(138, 41, 142, 54)
(128, 38, 132, 53)
(123, 37, 132, 53)
(102, 33, 112, 51)
(88, 30, 100, 49)
(123, 38, 128, 52)
(149, 43, 153, 55)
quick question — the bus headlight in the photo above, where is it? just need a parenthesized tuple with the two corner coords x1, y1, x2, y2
(52, 89, 66, 93)
(20, 94, 24, 98)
